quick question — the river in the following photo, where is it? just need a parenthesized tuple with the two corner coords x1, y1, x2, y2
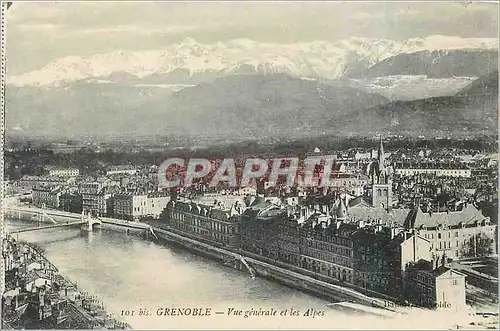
(5, 219, 471, 330)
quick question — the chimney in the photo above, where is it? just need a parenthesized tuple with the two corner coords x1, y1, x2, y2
(413, 233, 417, 262)
(390, 227, 396, 239)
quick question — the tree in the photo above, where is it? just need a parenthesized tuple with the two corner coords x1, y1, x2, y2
(462, 233, 494, 258)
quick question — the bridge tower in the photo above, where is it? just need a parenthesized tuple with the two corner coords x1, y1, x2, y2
(82, 210, 102, 232)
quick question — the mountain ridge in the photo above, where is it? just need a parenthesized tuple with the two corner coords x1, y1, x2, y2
(344, 49, 498, 79)
(8, 36, 498, 86)
(5, 74, 389, 139)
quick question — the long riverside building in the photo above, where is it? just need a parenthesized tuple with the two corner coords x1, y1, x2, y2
(162, 195, 444, 304)
(165, 198, 243, 248)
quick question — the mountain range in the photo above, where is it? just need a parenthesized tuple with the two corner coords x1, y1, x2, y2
(8, 36, 497, 87)
(6, 71, 497, 140)
(6, 35, 498, 141)
(6, 74, 388, 139)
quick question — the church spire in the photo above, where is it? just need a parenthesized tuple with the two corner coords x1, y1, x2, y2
(335, 197, 347, 221)
(378, 136, 385, 173)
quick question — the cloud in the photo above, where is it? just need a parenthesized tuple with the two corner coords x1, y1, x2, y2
(70, 25, 199, 37)
(15, 23, 65, 31)
(4, 2, 497, 75)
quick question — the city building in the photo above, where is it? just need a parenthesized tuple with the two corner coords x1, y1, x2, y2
(394, 162, 472, 178)
(15, 176, 72, 193)
(404, 259, 467, 312)
(325, 174, 368, 196)
(404, 203, 497, 259)
(46, 167, 80, 177)
(47, 142, 87, 154)
(354, 150, 378, 160)
(368, 138, 393, 211)
(147, 195, 171, 219)
(113, 193, 147, 221)
(105, 165, 138, 176)
(32, 186, 64, 209)
(59, 193, 83, 213)
(79, 181, 118, 216)
(113, 193, 170, 220)
(164, 198, 243, 248)
(344, 139, 411, 227)
(237, 195, 443, 301)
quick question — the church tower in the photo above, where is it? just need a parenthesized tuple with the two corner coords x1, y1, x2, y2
(371, 137, 392, 211)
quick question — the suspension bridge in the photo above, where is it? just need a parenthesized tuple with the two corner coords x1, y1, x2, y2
(7, 212, 102, 235)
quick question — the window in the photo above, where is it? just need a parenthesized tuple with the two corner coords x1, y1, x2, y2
(452, 280, 458, 286)
(455, 232, 458, 237)
(438, 233, 442, 239)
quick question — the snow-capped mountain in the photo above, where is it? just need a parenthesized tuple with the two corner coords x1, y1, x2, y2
(8, 35, 498, 86)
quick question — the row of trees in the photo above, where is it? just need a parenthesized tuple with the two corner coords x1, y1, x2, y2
(462, 233, 496, 258)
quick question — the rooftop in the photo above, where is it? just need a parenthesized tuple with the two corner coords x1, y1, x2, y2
(404, 203, 489, 229)
(348, 197, 410, 226)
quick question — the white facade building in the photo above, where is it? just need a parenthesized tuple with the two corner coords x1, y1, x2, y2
(106, 165, 138, 176)
(47, 168, 80, 177)
(113, 193, 170, 220)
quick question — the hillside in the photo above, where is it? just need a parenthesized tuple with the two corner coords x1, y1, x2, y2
(458, 70, 499, 97)
(5, 74, 389, 139)
(136, 74, 390, 138)
(344, 49, 498, 79)
(5, 82, 174, 139)
(337, 72, 498, 137)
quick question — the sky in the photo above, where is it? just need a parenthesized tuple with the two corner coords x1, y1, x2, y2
(5, 1, 499, 75)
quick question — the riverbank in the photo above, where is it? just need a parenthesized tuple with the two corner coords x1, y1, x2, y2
(6, 207, 498, 329)
(148, 224, 499, 330)
(2, 235, 131, 329)
(5, 208, 399, 312)
(149, 224, 397, 311)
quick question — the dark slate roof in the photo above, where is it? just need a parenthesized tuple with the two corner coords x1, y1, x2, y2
(249, 196, 265, 207)
(347, 197, 410, 226)
(404, 204, 488, 229)
(407, 259, 466, 278)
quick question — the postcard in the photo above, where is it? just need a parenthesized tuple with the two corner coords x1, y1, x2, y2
(1, 1, 498, 329)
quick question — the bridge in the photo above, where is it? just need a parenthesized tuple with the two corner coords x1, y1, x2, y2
(8, 212, 102, 234)
(6, 206, 83, 221)
(9, 221, 86, 234)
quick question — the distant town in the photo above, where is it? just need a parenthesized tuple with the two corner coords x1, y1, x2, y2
(3, 135, 498, 328)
